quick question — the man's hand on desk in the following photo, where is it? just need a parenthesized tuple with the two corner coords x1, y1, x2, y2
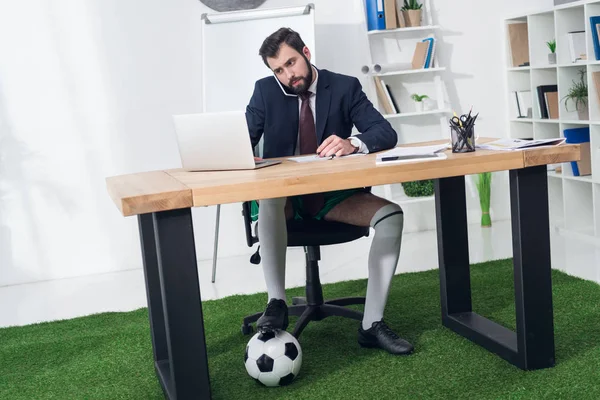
(254, 157, 263, 161)
(317, 135, 358, 158)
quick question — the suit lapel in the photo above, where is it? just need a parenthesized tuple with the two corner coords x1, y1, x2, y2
(315, 69, 330, 145)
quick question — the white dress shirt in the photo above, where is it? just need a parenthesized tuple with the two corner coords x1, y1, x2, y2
(295, 67, 368, 156)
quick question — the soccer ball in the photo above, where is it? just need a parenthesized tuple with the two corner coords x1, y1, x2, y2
(244, 330, 302, 387)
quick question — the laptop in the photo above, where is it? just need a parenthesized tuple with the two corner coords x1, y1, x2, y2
(172, 111, 281, 171)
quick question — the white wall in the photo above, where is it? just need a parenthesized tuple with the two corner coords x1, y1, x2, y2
(0, 0, 551, 287)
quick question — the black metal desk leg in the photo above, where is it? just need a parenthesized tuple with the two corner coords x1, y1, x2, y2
(510, 166, 555, 370)
(435, 168, 555, 371)
(138, 209, 212, 399)
(138, 214, 169, 366)
(434, 176, 472, 318)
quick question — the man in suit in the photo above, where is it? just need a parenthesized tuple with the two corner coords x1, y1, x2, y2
(245, 27, 413, 355)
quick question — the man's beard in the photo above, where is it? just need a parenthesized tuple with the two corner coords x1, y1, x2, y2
(285, 57, 313, 95)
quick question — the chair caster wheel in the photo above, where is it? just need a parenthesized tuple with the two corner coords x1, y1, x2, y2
(241, 324, 254, 335)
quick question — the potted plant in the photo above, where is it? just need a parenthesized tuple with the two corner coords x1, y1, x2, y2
(547, 39, 556, 64)
(401, 0, 423, 27)
(411, 93, 429, 112)
(562, 68, 588, 120)
(402, 180, 434, 198)
(476, 172, 492, 227)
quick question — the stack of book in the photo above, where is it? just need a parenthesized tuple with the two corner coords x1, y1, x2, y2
(411, 37, 436, 69)
(373, 76, 400, 114)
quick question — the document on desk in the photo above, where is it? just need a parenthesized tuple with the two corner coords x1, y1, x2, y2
(375, 144, 448, 166)
(287, 153, 367, 163)
(476, 138, 565, 151)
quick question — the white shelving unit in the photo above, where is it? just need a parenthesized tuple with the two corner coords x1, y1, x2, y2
(362, 0, 450, 206)
(504, 1, 600, 271)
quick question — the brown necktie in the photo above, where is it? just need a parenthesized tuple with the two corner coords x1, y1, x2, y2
(298, 91, 324, 218)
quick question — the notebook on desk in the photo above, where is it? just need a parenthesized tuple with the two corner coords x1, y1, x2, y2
(375, 144, 448, 166)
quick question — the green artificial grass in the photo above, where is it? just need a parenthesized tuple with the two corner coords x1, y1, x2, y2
(2, 258, 600, 399)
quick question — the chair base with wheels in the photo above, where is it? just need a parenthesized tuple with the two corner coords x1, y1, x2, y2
(240, 210, 370, 339)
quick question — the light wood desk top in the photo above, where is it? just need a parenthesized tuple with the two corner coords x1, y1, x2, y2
(106, 138, 580, 217)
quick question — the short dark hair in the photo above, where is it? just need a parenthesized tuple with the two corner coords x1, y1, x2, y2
(259, 27, 306, 68)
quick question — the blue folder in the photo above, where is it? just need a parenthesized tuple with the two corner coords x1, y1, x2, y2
(366, 0, 386, 31)
(564, 127, 590, 176)
(422, 38, 434, 68)
(590, 16, 600, 60)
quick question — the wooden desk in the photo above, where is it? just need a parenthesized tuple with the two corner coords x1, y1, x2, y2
(106, 139, 580, 400)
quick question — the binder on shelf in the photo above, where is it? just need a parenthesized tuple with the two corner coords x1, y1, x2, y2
(373, 76, 395, 114)
(411, 41, 429, 69)
(563, 127, 591, 176)
(545, 92, 559, 119)
(381, 80, 397, 113)
(536, 85, 558, 119)
(567, 31, 586, 62)
(366, 0, 386, 31)
(509, 92, 521, 118)
(592, 71, 600, 106)
(507, 22, 529, 67)
(396, 6, 407, 28)
(384, 0, 397, 30)
(517, 91, 532, 118)
(590, 16, 600, 60)
(385, 84, 400, 113)
(422, 37, 435, 68)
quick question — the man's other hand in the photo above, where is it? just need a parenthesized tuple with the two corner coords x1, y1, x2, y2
(254, 157, 263, 161)
(317, 135, 357, 158)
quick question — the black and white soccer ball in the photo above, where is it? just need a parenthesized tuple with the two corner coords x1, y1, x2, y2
(244, 330, 302, 387)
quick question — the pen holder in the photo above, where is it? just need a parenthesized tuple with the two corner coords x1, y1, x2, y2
(450, 124, 476, 153)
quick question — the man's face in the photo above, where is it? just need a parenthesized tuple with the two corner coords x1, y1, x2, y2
(267, 43, 313, 95)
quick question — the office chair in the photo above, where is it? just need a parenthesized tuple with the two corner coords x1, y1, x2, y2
(240, 200, 370, 339)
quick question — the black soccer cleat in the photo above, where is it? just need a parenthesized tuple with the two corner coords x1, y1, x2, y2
(358, 319, 414, 355)
(257, 298, 289, 333)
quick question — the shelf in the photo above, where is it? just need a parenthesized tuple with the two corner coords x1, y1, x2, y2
(384, 109, 451, 120)
(372, 67, 446, 77)
(557, 226, 599, 246)
(505, 1, 600, 256)
(557, 62, 588, 68)
(531, 65, 557, 70)
(559, 120, 591, 124)
(548, 171, 563, 179)
(549, 171, 594, 183)
(512, 118, 600, 124)
(367, 25, 440, 35)
(563, 174, 594, 183)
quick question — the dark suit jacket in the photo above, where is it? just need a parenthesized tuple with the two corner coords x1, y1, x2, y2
(245, 67, 398, 159)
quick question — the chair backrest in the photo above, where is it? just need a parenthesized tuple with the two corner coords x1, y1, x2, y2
(241, 201, 369, 249)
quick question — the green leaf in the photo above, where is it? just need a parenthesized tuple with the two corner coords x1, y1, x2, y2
(402, 180, 434, 197)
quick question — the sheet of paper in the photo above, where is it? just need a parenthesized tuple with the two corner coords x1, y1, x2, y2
(476, 138, 565, 151)
(376, 144, 448, 159)
(287, 153, 367, 163)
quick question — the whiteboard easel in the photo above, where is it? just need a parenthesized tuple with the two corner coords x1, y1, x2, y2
(200, 4, 316, 282)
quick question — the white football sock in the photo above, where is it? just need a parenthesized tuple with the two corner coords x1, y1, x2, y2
(362, 203, 404, 330)
(257, 197, 288, 303)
